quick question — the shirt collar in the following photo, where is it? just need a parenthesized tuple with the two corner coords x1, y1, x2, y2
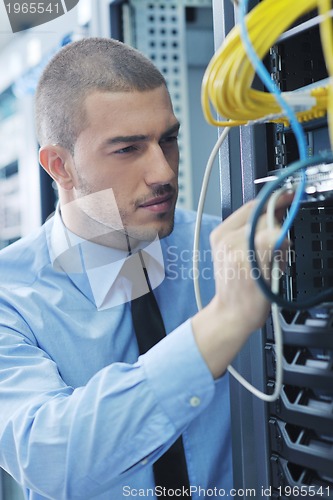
(48, 206, 165, 310)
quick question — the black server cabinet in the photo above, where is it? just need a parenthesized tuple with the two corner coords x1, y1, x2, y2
(212, 1, 333, 498)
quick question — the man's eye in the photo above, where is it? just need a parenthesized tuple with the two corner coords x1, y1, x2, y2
(114, 145, 138, 154)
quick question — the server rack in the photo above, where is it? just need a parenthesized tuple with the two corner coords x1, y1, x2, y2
(212, 1, 333, 498)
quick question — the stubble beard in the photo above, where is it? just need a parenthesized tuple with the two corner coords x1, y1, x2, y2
(73, 175, 177, 248)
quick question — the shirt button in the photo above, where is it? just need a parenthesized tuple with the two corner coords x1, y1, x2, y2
(190, 396, 201, 407)
(141, 459, 148, 465)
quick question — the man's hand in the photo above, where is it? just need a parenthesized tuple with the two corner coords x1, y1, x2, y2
(192, 197, 290, 379)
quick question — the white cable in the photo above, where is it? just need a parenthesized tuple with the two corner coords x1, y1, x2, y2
(193, 131, 286, 401)
(265, 187, 289, 399)
(193, 127, 230, 311)
(229, 188, 287, 401)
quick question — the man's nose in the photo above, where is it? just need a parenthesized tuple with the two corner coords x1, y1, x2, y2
(143, 144, 178, 186)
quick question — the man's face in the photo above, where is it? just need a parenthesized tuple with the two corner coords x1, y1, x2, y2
(67, 86, 180, 247)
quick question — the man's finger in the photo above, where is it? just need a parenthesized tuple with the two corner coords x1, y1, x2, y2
(213, 200, 257, 238)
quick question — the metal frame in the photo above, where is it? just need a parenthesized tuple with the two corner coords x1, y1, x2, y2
(212, 0, 273, 497)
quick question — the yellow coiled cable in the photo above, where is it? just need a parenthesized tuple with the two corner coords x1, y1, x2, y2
(318, 0, 333, 145)
(202, 0, 329, 128)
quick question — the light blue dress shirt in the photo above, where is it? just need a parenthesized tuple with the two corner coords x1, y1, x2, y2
(0, 208, 232, 499)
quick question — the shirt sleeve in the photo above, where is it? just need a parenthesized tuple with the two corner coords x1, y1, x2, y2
(0, 302, 215, 499)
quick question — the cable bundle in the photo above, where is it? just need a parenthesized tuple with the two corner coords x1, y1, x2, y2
(195, 0, 333, 400)
(202, 0, 328, 127)
(318, 0, 333, 145)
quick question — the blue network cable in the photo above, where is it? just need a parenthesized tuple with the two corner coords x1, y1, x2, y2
(238, 0, 308, 249)
(248, 154, 333, 310)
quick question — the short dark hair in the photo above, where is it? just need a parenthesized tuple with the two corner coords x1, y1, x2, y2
(35, 37, 167, 153)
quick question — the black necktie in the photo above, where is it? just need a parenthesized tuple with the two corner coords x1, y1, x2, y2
(130, 250, 191, 495)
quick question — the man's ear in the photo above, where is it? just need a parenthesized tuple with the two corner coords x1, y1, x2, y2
(39, 145, 75, 190)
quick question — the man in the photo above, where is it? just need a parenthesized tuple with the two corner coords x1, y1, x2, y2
(0, 38, 284, 499)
